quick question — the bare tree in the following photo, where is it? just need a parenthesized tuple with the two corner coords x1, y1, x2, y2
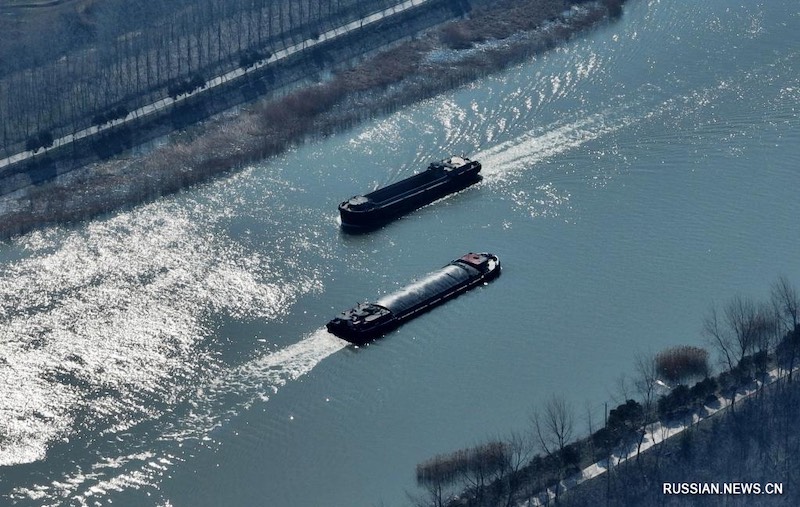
(498, 431, 535, 507)
(726, 295, 763, 360)
(633, 352, 659, 461)
(703, 295, 762, 371)
(532, 395, 575, 503)
(612, 373, 632, 404)
(415, 451, 462, 507)
(534, 395, 575, 459)
(772, 276, 800, 381)
(460, 441, 509, 506)
(705, 294, 780, 412)
(755, 302, 780, 354)
(772, 275, 800, 333)
(415, 440, 510, 507)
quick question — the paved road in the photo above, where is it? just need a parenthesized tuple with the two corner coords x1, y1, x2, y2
(0, 0, 432, 171)
(0, 0, 75, 10)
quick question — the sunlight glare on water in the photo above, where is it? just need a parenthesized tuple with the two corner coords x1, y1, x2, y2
(0, 195, 323, 468)
(2, 1, 799, 506)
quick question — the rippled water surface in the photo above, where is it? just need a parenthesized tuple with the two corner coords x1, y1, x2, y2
(2, 0, 799, 505)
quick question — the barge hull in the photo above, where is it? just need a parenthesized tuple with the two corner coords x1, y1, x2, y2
(326, 253, 500, 344)
(338, 157, 482, 230)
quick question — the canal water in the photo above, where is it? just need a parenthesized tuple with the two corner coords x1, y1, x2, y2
(1, 0, 798, 505)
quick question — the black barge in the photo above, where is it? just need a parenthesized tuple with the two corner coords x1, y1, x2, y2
(338, 156, 481, 229)
(326, 252, 500, 344)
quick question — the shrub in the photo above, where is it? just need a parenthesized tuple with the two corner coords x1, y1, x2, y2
(25, 131, 54, 152)
(112, 105, 129, 120)
(38, 131, 54, 148)
(415, 441, 508, 489)
(776, 327, 800, 365)
(440, 23, 475, 49)
(689, 377, 718, 404)
(560, 444, 581, 468)
(92, 112, 109, 125)
(658, 384, 692, 419)
(167, 74, 206, 99)
(416, 452, 464, 487)
(607, 399, 644, 440)
(239, 49, 266, 68)
(591, 427, 619, 455)
(656, 346, 710, 384)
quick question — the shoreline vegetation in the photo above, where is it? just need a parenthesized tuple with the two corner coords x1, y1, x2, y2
(412, 276, 800, 506)
(0, 0, 626, 239)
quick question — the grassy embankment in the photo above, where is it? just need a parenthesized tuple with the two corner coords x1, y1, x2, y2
(0, 0, 625, 238)
(561, 376, 800, 506)
(413, 278, 800, 506)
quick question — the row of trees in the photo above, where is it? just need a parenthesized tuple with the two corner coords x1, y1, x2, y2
(413, 276, 800, 506)
(0, 0, 399, 156)
(1, 0, 621, 236)
(0, 0, 632, 160)
(704, 276, 800, 406)
(564, 360, 800, 505)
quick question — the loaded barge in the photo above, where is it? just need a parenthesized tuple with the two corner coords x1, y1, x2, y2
(326, 252, 500, 344)
(338, 156, 481, 229)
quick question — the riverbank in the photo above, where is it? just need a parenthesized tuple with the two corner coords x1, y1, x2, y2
(0, 0, 625, 239)
(561, 369, 800, 506)
(413, 278, 800, 506)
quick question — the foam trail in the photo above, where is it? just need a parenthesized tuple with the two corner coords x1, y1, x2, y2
(475, 47, 800, 182)
(160, 327, 348, 444)
(10, 328, 348, 505)
(476, 112, 628, 180)
(217, 328, 347, 404)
